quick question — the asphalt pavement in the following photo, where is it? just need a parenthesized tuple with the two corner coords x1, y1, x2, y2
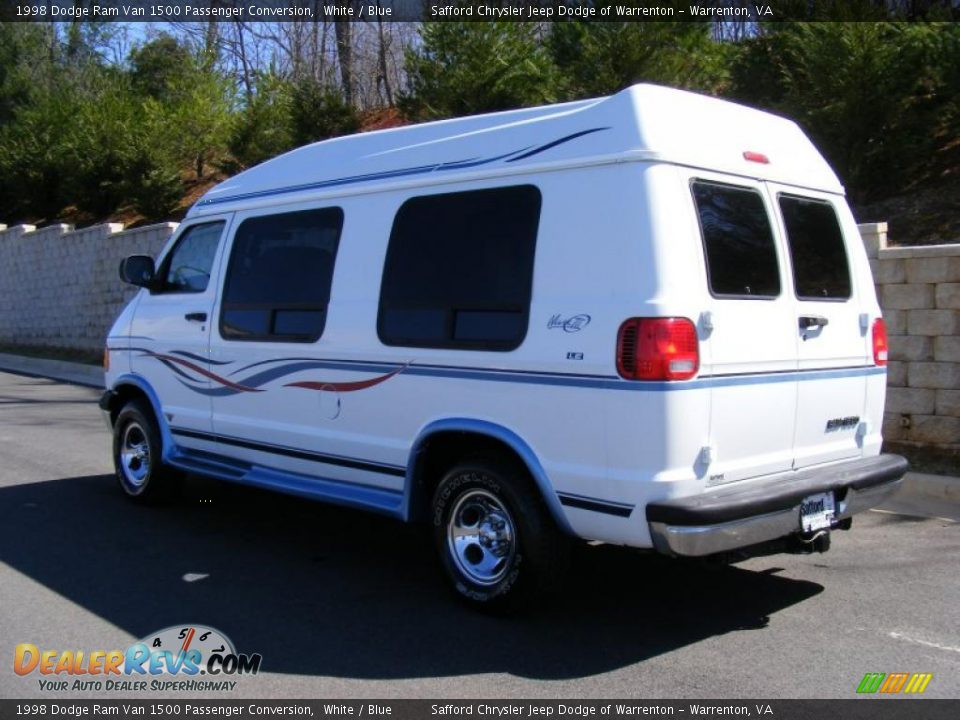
(0, 370, 958, 700)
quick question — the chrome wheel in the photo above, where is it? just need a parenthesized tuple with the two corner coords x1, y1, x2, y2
(120, 421, 151, 489)
(447, 489, 517, 586)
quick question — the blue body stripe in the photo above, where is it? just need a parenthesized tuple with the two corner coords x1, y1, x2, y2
(117, 352, 885, 394)
(416, 364, 884, 391)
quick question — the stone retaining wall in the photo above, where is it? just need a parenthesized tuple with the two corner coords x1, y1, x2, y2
(0, 222, 177, 354)
(861, 223, 960, 451)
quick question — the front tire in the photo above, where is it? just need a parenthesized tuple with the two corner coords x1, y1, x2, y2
(432, 459, 567, 611)
(112, 400, 181, 502)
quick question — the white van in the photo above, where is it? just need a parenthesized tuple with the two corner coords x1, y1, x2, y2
(102, 84, 906, 608)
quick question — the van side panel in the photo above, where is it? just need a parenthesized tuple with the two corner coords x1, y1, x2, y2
(203, 165, 646, 540)
(598, 164, 711, 546)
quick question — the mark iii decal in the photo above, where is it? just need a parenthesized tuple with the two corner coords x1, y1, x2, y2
(548, 314, 591, 332)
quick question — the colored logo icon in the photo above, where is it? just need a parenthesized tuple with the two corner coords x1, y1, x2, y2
(856, 672, 933, 694)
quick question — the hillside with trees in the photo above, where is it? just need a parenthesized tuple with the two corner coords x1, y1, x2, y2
(0, 6, 957, 244)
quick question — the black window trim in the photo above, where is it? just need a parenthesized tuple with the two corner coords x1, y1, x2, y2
(376, 184, 542, 352)
(690, 178, 782, 302)
(152, 220, 227, 296)
(218, 206, 344, 344)
(776, 191, 854, 303)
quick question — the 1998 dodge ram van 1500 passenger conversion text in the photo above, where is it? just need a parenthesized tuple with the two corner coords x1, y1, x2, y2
(103, 84, 907, 608)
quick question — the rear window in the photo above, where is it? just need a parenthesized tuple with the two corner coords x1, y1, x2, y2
(378, 185, 541, 350)
(779, 195, 852, 300)
(692, 181, 780, 298)
(220, 207, 343, 342)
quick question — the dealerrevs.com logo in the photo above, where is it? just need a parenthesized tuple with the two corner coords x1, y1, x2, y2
(15, 625, 262, 693)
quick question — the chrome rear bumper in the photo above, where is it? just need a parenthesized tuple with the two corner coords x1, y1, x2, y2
(647, 454, 907, 557)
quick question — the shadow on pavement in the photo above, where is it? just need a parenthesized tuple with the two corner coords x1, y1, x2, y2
(0, 474, 823, 680)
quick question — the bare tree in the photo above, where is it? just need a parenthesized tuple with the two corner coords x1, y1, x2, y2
(334, 14, 355, 107)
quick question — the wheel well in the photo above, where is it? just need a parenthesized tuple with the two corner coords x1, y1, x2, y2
(408, 431, 538, 523)
(107, 384, 154, 426)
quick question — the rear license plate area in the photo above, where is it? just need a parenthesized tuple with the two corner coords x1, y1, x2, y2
(800, 491, 835, 532)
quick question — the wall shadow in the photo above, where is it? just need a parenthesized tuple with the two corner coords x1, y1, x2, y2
(0, 474, 822, 680)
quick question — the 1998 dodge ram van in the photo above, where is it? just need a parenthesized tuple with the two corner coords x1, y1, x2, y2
(102, 84, 907, 608)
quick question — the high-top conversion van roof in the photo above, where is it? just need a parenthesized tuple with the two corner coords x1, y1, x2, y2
(104, 84, 907, 609)
(190, 84, 844, 216)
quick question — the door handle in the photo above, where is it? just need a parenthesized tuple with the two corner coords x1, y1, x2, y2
(799, 315, 829, 330)
(185, 312, 207, 323)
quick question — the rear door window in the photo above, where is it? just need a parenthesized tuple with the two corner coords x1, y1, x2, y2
(778, 195, 852, 300)
(692, 181, 781, 298)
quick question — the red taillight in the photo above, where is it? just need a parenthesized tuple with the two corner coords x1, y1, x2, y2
(617, 317, 699, 381)
(872, 318, 888, 366)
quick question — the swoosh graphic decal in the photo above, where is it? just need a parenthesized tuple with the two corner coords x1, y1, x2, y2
(173, 378, 240, 397)
(170, 350, 234, 366)
(156, 357, 207, 383)
(505, 127, 610, 162)
(139, 349, 407, 396)
(197, 128, 609, 208)
(137, 350, 262, 393)
(285, 365, 407, 392)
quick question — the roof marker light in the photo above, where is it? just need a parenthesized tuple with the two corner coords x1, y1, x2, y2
(743, 151, 770, 164)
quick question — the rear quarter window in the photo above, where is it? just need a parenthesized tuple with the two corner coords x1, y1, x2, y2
(378, 185, 542, 351)
(778, 195, 852, 300)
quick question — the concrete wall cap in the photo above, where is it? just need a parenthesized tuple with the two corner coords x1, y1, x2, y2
(880, 244, 960, 259)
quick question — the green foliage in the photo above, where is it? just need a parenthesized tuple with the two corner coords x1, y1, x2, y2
(163, 64, 235, 179)
(122, 150, 183, 220)
(0, 89, 78, 219)
(549, 14, 729, 99)
(1, 17, 958, 223)
(0, 29, 236, 221)
(225, 72, 296, 173)
(727, 22, 960, 202)
(290, 79, 361, 146)
(64, 74, 139, 217)
(0, 24, 54, 124)
(400, 21, 556, 120)
(129, 35, 194, 102)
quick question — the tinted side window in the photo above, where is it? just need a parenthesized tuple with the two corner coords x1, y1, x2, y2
(779, 195, 852, 300)
(378, 185, 541, 350)
(220, 208, 343, 342)
(159, 222, 225, 293)
(692, 182, 780, 298)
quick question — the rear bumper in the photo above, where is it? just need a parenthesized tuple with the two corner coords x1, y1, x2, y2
(646, 454, 908, 557)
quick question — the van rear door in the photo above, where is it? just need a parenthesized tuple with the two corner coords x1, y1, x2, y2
(688, 174, 798, 484)
(768, 186, 871, 468)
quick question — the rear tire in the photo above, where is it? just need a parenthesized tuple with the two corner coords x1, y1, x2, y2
(112, 399, 181, 503)
(432, 458, 568, 611)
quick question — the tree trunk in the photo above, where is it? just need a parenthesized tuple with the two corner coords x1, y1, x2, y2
(376, 5, 394, 106)
(334, 15, 354, 107)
